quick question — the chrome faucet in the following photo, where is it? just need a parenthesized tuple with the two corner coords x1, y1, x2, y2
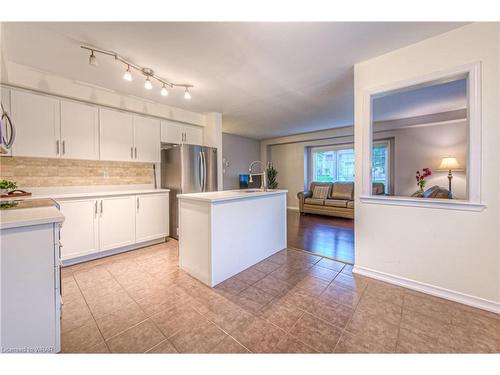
(248, 160, 268, 191)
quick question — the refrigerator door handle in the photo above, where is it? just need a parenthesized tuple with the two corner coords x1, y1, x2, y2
(198, 151, 204, 191)
(202, 151, 207, 192)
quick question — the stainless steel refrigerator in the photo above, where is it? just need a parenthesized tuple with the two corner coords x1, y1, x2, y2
(161, 144, 218, 239)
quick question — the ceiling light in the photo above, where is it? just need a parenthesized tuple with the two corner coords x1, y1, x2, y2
(80, 45, 195, 99)
(123, 65, 132, 81)
(160, 84, 168, 96)
(144, 77, 153, 90)
(88, 50, 97, 66)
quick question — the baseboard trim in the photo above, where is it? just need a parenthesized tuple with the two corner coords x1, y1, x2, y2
(353, 265, 500, 315)
(62, 237, 167, 266)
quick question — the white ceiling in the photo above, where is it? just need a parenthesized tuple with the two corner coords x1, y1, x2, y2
(373, 78, 467, 122)
(2, 22, 466, 139)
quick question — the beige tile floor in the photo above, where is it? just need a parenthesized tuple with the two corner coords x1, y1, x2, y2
(61, 240, 500, 353)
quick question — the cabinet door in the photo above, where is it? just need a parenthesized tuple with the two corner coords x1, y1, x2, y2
(134, 115, 160, 163)
(60, 100, 99, 160)
(160, 120, 183, 144)
(183, 124, 203, 145)
(99, 108, 134, 161)
(135, 193, 169, 242)
(98, 196, 136, 251)
(58, 199, 99, 261)
(1, 87, 12, 156)
(10, 90, 60, 158)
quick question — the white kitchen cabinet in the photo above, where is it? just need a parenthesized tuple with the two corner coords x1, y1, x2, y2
(133, 115, 160, 163)
(98, 195, 136, 251)
(136, 193, 169, 242)
(1, 222, 62, 353)
(99, 108, 135, 162)
(1, 87, 12, 156)
(58, 199, 99, 261)
(60, 100, 99, 160)
(161, 119, 203, 145)
(183, 124, 203, 145)
(10, 90, 60, 158)
(161, 119, 183, 144)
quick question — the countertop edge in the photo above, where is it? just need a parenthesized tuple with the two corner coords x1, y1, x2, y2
(1, 207, 65, 230)
(177, 190, 288, 203)
(25, 189, 170, 201)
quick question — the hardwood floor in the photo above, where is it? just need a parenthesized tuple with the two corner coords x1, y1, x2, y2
(287, 210, 354, 264)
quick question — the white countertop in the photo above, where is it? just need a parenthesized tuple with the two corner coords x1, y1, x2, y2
(21, 185, 170, 200)
(0, 206, 65, 230)
(177, 189, 287, 203)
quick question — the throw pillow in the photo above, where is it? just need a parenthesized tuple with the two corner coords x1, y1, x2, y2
(312, 185, 329, 199)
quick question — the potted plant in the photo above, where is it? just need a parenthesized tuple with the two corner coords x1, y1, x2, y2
(266, 162, 279, 190)
(0, 179, 17, 195)
(415, 168, 432, 192)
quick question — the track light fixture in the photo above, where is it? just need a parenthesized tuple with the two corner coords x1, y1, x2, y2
(161, 84, 168, 96)
(144, 76, 153, 90)
(123, 65, 132, 81)
(88, 50, 97, 66)
(82, 45, 193, 99)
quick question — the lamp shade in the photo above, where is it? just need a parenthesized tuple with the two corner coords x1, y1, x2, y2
(439, 157, 460, 170)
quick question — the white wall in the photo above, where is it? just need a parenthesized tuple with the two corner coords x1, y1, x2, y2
(378, 121, 467, 199)
(222, 133, 260, 189)
(354, 23, 500, 311)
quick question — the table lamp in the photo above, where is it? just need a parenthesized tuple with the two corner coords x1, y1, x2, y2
(439, 157, 460, 192)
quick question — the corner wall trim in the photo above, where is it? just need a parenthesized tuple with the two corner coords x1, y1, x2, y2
(353, 265, 500, 315)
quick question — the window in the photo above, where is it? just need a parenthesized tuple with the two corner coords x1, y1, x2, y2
(372, 141, 390, 193)
(311, 146, 354, 183)
(310, 142, 391, 191)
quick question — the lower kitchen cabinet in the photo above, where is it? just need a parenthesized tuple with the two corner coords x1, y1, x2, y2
(98, 195, 136, 251)
(136, 193, 169, 242)
(58, 199, 99, 261)
(1, 222, 62, 353)
(58, 192, 169, 263)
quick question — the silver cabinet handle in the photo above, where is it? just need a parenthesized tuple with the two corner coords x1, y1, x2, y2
(62, 140, 66, 155)
(136, 197, 140, 211)
(94, 200, 98, 217)
(134, 147, 137, 159)
(100, 200, 103, 215)
(131, 147, 134, 159)
(56, 140, 60, 155)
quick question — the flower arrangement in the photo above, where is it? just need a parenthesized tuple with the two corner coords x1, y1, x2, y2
(415, 168, 431, 190)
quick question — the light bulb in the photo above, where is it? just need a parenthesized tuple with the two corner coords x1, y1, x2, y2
(123, 66, 132, 81)
(184, 88, 192, 100)
(144, 77, 153, 90)
(160, 84, 168, 96)
(88, 51, 97, 66)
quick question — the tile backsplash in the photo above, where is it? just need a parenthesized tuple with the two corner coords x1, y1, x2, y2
(0, 157, 154, 187)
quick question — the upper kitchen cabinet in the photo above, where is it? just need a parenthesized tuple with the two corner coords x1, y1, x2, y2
(1, 87, 12, 156)
(99, 107, 135, 162)
(183, 124, 203, 145)
(161, 119, 203, 145)
(161, 119, 183, 144)
(133, 115, 160, 163)
(60, 100, 99, 160)
(10, 90, 61, 158)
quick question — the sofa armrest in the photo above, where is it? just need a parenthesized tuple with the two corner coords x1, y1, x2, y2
(297, 191, 312, 213)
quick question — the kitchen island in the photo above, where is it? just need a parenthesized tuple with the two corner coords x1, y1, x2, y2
(177, 189, 287, 286)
